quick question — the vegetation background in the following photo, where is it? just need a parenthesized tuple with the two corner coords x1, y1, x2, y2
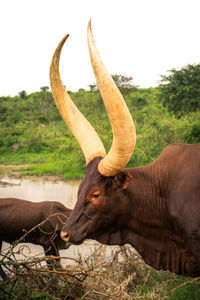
(0, 64, 199, 179)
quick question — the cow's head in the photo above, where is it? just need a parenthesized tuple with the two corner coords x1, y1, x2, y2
(49, 20, 136, 245)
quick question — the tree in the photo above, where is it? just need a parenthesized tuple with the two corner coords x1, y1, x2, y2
(89, 74, 137, 93)
(40, 86, 49, 92)
(89, 84, 98, 91)
(158, 64, 200, 117)
(19, 90, 27, 99)
(112, 74, 137, 89)
(31, 90, 59, 122)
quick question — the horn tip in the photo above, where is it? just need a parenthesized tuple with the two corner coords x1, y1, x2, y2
(88, 18, 92, 31)
(60, 34, 70, 47)
(63, 33, 70, 42)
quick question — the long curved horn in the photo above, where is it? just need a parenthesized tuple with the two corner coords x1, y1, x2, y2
(87, 20, 136, 176)
(49, 34, 106, 165)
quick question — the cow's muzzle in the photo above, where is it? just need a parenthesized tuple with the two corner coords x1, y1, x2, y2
(60, 229, 84, 245)
(60, 230, 70, 243)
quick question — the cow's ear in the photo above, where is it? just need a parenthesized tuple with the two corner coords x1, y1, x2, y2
(112, 171, 132, 190)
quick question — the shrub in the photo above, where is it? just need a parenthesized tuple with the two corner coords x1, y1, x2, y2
(186, 123, 200, 143)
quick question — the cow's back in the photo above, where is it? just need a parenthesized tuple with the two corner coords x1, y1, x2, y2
(163, 144, 200, 195)
(0, 198, 45, 243)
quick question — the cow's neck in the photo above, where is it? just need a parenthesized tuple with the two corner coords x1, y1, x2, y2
(95, 163, 169, 246)
(127, 164, 169, 228)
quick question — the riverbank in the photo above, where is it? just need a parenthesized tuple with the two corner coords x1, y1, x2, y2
(0, 164, 82, 184)
(0, 153, 85, 179)
(0, 165, 80, 207)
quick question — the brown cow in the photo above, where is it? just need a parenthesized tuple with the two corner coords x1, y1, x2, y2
(0, 198, 72, 280)
(50, 20, 200, 277)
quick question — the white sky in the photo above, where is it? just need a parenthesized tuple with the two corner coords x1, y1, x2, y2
(1, 0, 200, 96)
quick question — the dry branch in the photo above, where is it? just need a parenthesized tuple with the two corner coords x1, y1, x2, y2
(0, 244, 146, 299)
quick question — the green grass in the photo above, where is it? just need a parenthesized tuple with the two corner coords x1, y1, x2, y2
(0, 152, 85, 179)
(0, 287, 54, 300)
(19, 161, 84, 179)
(134, 269, 200, 299)
(0, 152, 50, 165)
(1, 268, 199, 299)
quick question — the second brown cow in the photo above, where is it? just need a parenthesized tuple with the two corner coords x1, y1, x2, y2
(0, 198, 72, 280)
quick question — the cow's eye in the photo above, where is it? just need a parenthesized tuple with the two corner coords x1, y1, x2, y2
(93, 192, 100, 198)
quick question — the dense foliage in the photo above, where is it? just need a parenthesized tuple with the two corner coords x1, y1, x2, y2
(0, 73, 199, 179)
(159, 63, 200, 117)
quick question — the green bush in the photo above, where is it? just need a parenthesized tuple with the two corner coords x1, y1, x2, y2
(186, 123, 200, 143)
(28, 142, 48, 153)
(37, 115, 49, 124)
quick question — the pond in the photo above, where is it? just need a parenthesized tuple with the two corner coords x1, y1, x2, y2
(0, 166, 117, 268)
(0, 174, 79, 209)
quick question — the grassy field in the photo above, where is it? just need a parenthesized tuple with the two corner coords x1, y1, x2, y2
(0, 152, 85, 179)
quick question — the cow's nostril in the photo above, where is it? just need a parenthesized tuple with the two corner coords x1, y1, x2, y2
(60, 230, 70, 242)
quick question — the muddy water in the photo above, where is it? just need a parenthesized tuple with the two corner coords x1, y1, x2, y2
(0, 167, 117, 267)
(0, 176, 79, 209)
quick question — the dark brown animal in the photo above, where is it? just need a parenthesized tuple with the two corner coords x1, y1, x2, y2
(0, 198, 72, 280)
(50, 20, 200, 277)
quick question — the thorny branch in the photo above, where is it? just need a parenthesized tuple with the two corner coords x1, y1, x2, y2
(0, 242, 145, 299)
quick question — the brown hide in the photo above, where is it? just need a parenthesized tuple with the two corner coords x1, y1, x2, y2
(0, 198, 72, 280)
(61, 143, 200, 277)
